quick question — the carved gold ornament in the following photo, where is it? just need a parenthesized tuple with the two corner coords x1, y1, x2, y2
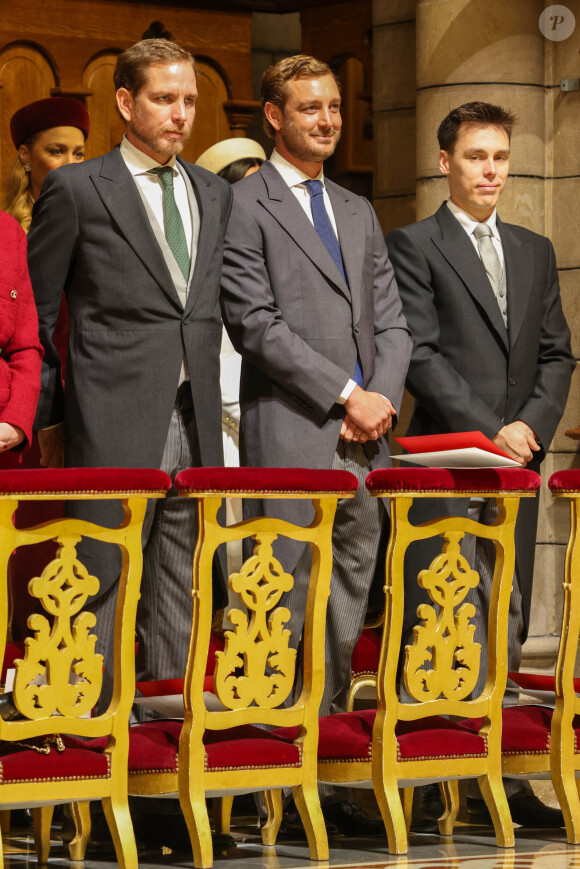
(405, 531, 481, 701)
(214, 533, 296, 709)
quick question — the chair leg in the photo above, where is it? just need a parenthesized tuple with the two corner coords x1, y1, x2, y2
(0, 812, 9, 836)
(293, 784, 329, 861)
(552, 762, 580, 843)
(213, 796, 234, 835)
(179, 786, 214, 868)
(68, 801, 91, 861)
(401, 787, 413, 832)
(438, 780, 458, 835)
(32, 806, 54, 864)
(478, 774, 514, 848)
(102, 797, 138, 869)
(261, 790, 283, 846)
(375, 775, 407, 854)
(0, 823, 4, 869)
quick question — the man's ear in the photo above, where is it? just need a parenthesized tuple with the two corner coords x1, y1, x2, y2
(439, 149, 451, 176)
(116, 88, 134, 123)
(264, 101, 283, 133)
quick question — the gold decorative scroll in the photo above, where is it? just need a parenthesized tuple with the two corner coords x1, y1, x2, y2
(13, 535, 103, 719)
(405, 531, 481, 701)
(214, 533, 296, 709)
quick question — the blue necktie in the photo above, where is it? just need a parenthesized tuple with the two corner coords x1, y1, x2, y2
(304, 179, 363, 388)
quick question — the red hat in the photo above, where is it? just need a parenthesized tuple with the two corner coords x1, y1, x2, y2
(10, 97, 91, 148)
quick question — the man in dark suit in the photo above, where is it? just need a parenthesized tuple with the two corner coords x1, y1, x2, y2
(221, 54, 412, 835)
(27, 39, 231, 706)
(387, 101, 575, 827)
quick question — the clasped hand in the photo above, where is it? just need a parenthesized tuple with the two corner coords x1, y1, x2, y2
(341, 386, 396, 443)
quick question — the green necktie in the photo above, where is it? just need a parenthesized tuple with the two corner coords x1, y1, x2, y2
(149, 166, 191, 282)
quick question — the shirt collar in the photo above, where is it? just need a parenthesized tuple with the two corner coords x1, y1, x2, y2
(120, 135, 178, 177)
(270, 148, 325, 189)
(446, 198, 499, 239)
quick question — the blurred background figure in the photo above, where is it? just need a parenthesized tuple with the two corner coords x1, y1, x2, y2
(1, 97, 90, 642)
(196, 137, 266, 583)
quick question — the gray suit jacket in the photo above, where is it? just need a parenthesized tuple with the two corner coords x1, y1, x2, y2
(28, 146, 232, 470)
(221, 160, 412, 572)
(387, 201, 575, 635)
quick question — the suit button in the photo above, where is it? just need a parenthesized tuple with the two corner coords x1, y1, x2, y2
(509, 377, 516, 386)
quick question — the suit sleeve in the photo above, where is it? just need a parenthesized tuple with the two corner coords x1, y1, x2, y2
(363, 201, 412, 415)
(508, 236, 574, 449)
(27, 170, 80, 430)
(387, 225, 508, 438)
(221, 189, 359, 421)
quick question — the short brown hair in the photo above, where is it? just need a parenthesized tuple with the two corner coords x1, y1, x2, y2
(260, 54, 339, 139)
(114, 38, 196, 96)
(437, 101, 517, 153)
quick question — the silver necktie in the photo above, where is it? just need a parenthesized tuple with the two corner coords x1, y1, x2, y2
(473, 222, 507, 326)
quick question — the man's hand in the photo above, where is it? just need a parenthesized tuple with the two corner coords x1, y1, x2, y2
(38, 424, 65, 468)
(341, 386, 396, 442)
(492, 420, 540, 467)
(0, 423, 25, 451)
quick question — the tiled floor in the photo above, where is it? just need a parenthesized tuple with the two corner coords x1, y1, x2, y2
(3, 815, 580, 869)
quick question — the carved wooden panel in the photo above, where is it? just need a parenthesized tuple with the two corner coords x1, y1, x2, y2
(0, 44, 56, 177)
(83, 53, 125, 160)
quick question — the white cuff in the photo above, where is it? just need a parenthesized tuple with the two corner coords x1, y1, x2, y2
(336, 379, 357, 405)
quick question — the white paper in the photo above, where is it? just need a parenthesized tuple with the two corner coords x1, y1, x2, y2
(133, 691, 227, 718)
(397, 447, 521, 469)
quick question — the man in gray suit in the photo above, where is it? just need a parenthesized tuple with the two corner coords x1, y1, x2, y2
(387, 101, 575, 827)
(221, 54, 412, 835)
(28, 39, 231, 706)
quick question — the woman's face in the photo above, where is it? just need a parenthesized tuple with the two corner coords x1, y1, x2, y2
(19, 125, 86, 199)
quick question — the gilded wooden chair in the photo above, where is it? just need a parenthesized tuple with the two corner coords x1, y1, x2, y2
(469, 469, 580, 844)
(0, 466, 170, 867)
(310, 466, 541, 854)
(347, 615, 383, 711)
(127, 466, 358, 868)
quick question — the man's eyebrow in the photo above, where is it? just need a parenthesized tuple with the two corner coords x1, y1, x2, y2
(463, 147, 510, 156)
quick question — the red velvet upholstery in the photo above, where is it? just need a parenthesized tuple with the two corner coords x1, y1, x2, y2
(508, 671, 580, 693)
(174, 466, 359, 495)
(274, 710, 487, 763)
(549, 470, 580, 493)
(129, 719, 302, 775)
(0, 467, 171, 495)
(0, 735, 109, 784)
(462, 706, 559, 754)
(351, 627, 382, 677)
(366, 467, 542, 495)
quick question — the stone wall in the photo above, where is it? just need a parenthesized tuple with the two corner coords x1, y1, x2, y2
(373, 0, 580, 671)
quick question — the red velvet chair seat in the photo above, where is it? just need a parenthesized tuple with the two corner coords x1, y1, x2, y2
(274, 710, 488, 764)
(0, 467, 171, 496)
(129, 719, 302, 776)
(0, 735, 109, 784)
(174, 466, 359, 496)
(366, 467, 542, 495)
(462, 705, 580, 755)
(351, 629, 382, 678)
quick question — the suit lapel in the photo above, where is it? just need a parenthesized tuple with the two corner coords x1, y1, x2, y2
(90, 148, 181, 308)
(258, 162, 350, 301)
(497, 216, 533, 350)
(326, 180, 365, 325)
(179, 160, 222, 316)
(433, 203, 509, 350)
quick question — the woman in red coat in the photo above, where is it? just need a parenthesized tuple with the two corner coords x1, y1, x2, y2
(0, 210, 42, 462)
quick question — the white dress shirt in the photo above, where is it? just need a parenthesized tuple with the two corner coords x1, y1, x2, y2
(446, 199, 505, 269)
(119, 135, 195, 263)
(269, 150, 355, 403)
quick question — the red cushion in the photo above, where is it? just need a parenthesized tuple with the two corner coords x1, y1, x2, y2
(508, 671, 580, 693)
(351, 628, 381, 677)
(174, 467, 359, 495)
(129, 719, 302, 776)
(549, 471, 580, 493)
(366, 467, 542, 495)
(274, 710, 487, 763)
(0, 735, 109, 784)
(0, 468, 171, 496)
(462, 706, 555, 754)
